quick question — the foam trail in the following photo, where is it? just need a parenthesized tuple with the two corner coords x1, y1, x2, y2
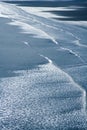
(64, 31, 87, 48)
(23, 41, 30, 46)
(40, 54, 52, 64)
(74, 40, 87, 48)
(60, 47, 85, 63)
(55, 23, 87, 48)
(9, 20, 58, 45)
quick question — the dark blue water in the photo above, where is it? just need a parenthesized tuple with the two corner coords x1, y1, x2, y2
(4, 0, 87, 21)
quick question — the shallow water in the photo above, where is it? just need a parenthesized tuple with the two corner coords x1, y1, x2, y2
(0, 0, 87, 129)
